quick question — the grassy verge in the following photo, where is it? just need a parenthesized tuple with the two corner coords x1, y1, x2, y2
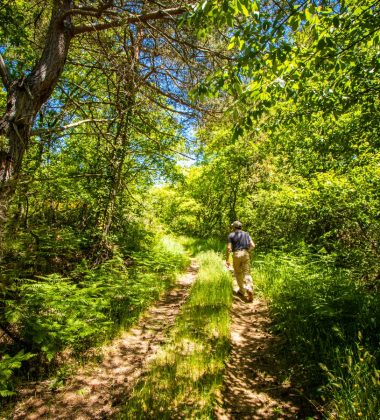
(122, 251, 232, 419)
(179, 236, 226, 256)
(252, 252, 380, 418)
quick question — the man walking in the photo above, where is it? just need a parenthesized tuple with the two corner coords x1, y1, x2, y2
(226, 221, 255, 302)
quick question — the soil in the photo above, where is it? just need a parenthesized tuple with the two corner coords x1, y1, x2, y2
(7, 262, 319, 419)
(215, 290, 319, 419)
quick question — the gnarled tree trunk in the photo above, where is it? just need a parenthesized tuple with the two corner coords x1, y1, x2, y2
(0, 0, 74, 221)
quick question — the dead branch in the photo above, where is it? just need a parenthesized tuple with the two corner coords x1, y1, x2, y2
(72, 7, 187, 35)
(31, 119, 112, 136)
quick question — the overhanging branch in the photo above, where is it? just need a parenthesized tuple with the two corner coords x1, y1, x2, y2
(63, 7, 120, 19)
(72, 7, 187, 35)
(31, 119, 112, 136)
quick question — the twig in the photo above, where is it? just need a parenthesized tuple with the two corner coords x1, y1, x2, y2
(31, 118, 112, 136)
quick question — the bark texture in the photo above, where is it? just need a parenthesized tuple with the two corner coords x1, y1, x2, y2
(0, 0, 74, 212)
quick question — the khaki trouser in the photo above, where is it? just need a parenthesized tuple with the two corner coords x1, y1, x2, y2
(232, 249, 253, 294)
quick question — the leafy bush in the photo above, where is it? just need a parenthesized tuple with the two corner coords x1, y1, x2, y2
(0, 233, 190, 405)
(4, 236, 189, 361)
(6, 269, 121, 359)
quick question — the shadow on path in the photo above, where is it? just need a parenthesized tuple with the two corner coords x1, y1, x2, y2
(216, 295, 319, 419)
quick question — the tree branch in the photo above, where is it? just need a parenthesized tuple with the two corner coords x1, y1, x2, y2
(31, 119, 112, 136)
(144, 80, 206, 114)
(62, 7, 120, 18)
(0, 52, 11, 90)
(144, 19, 232, 61)
(72, 7, 187, 35)
(0, 324, 28, 346)
(132, 122, 196, 161)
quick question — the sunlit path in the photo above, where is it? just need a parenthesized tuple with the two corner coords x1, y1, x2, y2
(12, 260, 198, 420)
(216, 295, 317, 419)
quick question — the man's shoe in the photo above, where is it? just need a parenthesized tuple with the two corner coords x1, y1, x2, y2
(236, 290, 245, 300)
(246, 290, 253, 302)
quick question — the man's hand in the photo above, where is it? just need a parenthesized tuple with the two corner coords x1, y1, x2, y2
(226, 243, 232, 265)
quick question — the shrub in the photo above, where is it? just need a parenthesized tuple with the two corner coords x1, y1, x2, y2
(253, 252, 380, 411)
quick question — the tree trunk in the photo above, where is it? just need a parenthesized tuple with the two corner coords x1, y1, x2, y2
(0, 0, 74, 219)
(101, 27, 141, 237)
(0, 1, 188, 227)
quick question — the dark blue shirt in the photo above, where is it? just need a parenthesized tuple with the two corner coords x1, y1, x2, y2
(228, 230, 252, 252)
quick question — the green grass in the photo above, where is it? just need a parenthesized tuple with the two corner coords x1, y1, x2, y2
(121, 251, 232, 419)
(131, 235, 190, 278)
(252, 252, 380, 418)
(179, 236, 226, 256)
(320, 341, 380, 419)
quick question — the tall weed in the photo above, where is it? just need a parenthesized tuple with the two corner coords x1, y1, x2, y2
(320, 341, 380, 419)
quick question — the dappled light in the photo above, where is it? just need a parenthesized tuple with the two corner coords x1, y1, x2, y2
(217, 297, 314, 419)
(12, 261, 198, 419)
(1, 1, 379, 418)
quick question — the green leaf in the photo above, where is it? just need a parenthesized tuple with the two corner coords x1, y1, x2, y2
(305, 8, 312, 22)
(238, 2, 250, 17)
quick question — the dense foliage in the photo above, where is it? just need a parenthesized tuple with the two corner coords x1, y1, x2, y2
(0, 0, 379, 417)
(157, 0, 380, 279)
(153, 0, 380, 417)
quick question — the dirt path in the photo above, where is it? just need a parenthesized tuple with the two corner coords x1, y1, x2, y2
(216, 292, 317, 419)
(11, 260, 199, 420)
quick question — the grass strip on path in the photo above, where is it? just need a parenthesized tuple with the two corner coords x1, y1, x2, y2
(121, 251, 232, 419)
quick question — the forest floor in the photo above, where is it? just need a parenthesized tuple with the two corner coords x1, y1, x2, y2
(8, 261, 317, 419)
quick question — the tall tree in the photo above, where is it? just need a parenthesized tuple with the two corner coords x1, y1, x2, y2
(0, 0, 193, 221)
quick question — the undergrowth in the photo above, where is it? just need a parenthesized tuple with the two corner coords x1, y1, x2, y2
(0, 235, 189, 402)
(253, 253, 380, 419)
(122, 251, 232, 419)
